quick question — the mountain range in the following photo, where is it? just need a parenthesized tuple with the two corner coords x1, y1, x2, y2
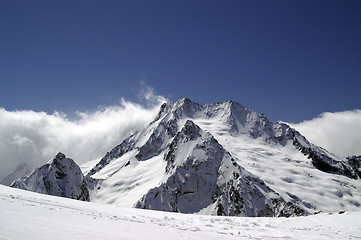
(10, 98, 361, 217)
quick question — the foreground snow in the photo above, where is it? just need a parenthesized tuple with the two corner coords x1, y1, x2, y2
(1, 184, 360, 240)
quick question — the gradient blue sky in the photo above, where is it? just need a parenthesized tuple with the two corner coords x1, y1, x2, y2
(1, 0, 360, 122)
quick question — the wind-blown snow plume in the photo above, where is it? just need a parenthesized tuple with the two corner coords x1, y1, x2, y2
(290, 110, 361, 157)
(0, 89, 166, 183)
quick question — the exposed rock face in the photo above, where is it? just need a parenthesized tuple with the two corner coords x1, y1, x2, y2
(279, 128, 357, 180)
(11, 153, 89, 201)
(347, 155, 361, 179)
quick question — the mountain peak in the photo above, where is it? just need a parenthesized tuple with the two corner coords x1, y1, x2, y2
(153, 97, 200, 121)
(49, 152, 67, 164)
(156, 98, 256, 125)
(182, 120, 202, 140)
(172, 98, 203, 118)
(54, 152, 66, 160)
(11, 153, 89, 201)
(177, 97, 193, 105)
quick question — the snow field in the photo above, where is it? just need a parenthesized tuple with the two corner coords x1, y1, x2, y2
(89, 150, 167, 207)
(1, 184, 361, 240)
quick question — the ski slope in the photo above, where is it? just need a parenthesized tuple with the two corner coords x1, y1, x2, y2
(1, 184, 360, 240)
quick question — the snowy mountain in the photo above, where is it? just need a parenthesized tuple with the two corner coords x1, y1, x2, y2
(135, 120, 305, 217)
(11, 98, 361, 216)
(84, 98, 361, 215)
(11, 153, 89, 201)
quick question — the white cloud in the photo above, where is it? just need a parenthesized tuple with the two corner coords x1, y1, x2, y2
(0, 87, 167, 183)
(289, 110, 361, 157)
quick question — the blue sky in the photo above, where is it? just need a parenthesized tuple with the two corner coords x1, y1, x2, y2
(1, 0, 360, 122)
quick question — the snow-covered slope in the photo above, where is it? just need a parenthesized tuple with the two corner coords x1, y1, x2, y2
(11, 153, 89, 201)
(1, 184, 361, 240)
(84, 98, 361, 215)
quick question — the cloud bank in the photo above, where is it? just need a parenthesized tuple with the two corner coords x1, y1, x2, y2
(290, 110, 361, 158)
(0, 88, 167, 184)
